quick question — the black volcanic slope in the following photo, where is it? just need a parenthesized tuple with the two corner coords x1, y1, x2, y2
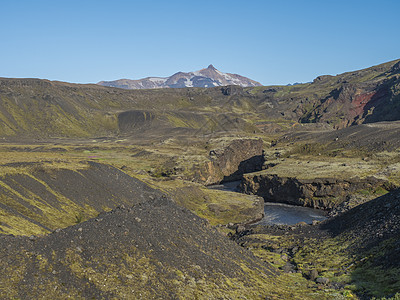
(0, 161, 163, 236)
(322, 188, 400, 260)
(320, 189, 400, 297)
(0, 195, 277, 299)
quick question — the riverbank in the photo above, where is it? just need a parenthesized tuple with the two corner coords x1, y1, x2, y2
(232, 188, 400, 298)
(208, 181, 327, 226)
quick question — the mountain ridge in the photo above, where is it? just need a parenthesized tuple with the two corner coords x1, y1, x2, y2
(0, 58, 399, 138)
(97, 64, 262, 89)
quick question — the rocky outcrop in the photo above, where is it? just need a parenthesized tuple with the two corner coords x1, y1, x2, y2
(195, 139, 264, 185)
(240, 173, 391, 209)
(221, 85, 243, 96)
(300, 73, 400, 129)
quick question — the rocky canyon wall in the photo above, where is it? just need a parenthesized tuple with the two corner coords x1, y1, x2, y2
(240, 173, 391, 209)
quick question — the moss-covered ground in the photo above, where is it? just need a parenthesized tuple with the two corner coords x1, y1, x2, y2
(0, 122, 399, 298)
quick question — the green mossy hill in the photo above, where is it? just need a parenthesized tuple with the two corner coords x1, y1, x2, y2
(0, 161, 162, 236)
(0, 78, 262, 138)
(280, 120, 400, 153)
(0, 196, 278, 299)
(249, 58, 400, 129)
(117, 109, 259, 138)
(1, 58, 400, 139)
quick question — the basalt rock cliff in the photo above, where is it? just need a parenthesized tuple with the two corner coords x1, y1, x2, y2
(240, 173, 391, 209)
(195, 138, 264, 185)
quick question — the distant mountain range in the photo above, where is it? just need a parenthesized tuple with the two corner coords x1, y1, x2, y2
(97, 65, 262, 89)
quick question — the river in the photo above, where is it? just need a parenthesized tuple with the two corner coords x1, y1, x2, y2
(208, 181, 327, 225)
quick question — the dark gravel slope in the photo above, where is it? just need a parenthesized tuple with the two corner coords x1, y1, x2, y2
(0, 161, 163, 235)
(0, 195, 277, 299)
(322, 188, 400, 267)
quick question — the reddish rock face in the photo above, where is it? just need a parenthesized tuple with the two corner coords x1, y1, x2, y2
(301, 77, 398, 129)
(351, 87, 390, 122)
(294, 60, 400, 129)
(351, 91, 376, 118)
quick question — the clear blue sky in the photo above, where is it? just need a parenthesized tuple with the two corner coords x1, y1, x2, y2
(1, 0, 399, 85)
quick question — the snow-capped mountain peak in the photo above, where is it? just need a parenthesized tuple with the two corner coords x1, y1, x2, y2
(97, 65, 261, 89)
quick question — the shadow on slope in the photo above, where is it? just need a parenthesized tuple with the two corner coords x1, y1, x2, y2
(321, 188, 400, 245)
(320, 189, 400, 297)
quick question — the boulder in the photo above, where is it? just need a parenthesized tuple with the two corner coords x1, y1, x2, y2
(316, 277, 330, 285)
(309, 269, 319, 281)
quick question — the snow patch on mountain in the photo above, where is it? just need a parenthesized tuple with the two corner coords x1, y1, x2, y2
(148, 77, 167, 83)
(184, 78, 193, 87)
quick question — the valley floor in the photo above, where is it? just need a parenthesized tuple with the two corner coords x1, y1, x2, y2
(0, 123, 399, 299)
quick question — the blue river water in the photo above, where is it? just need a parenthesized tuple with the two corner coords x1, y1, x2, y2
(256, 202, 327, 225)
